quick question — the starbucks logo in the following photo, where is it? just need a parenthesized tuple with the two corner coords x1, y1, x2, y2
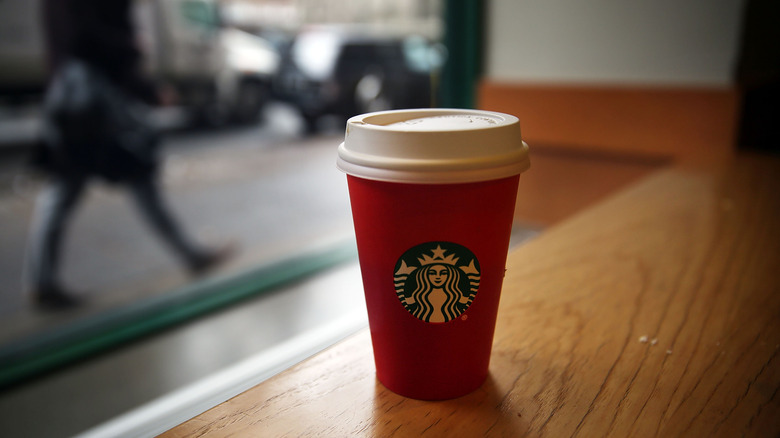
(394, 242, 480, 323)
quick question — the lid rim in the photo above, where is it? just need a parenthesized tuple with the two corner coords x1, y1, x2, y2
(338, 109, 530, 184)
(337, 143, 529, 171)
(336, 154, 530, 184)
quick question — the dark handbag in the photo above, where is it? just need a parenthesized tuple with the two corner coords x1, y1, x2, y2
(39, 60, 158, 181)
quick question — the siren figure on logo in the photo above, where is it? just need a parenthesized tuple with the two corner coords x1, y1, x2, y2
(394, 243, 481, 323)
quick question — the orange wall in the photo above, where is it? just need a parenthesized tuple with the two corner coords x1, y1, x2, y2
(479, 82, 740, 165)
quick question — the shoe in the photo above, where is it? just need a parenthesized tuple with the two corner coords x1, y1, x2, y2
(188, 243, 236, 275)
(33, 285, 84, 310)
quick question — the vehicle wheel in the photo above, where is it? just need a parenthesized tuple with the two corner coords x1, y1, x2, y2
(354, 73, 392, 114)
(302, 112, 319, 134)
(192, 94, 230, 128)
(232, 80, 267, 124)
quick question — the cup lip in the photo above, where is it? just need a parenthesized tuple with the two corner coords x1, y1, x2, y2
(348, 108, 515, 132)
(337, 108, 530, 184)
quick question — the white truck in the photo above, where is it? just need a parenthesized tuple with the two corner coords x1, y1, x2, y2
(0, 0, 280, 125)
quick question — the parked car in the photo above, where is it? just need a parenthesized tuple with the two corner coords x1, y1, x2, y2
(274, 29, 445, 133)
(0, 0, 279, 125)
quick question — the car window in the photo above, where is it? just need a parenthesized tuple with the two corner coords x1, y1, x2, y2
(403, 36, 445, 73)
(181, 0, 220, 30)
(336, 42, 406, 75)
(336, 44, 377, 74)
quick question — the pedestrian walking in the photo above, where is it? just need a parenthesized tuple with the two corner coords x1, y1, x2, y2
(27, 0, 232, 309)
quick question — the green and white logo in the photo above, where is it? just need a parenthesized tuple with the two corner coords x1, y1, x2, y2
(394, 241, 480, 323)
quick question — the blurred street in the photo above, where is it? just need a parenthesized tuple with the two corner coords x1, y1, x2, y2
(0, 102, 354, 341)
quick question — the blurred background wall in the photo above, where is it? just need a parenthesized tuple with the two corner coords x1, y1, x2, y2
(487, 0, 743, 85)
(479, 0, 747, 226)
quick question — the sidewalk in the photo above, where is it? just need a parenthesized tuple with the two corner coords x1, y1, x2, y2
(0, 126, 355, 348)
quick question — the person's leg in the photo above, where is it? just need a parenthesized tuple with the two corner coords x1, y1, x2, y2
(27, 175, 87, 308)
(127, 176, 232, 273)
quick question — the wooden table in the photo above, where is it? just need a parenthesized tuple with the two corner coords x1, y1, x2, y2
(162, 155, 780, 437)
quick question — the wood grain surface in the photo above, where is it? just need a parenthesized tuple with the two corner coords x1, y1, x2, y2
(162, 155, 780, 437)
(512, 145, 664, 226)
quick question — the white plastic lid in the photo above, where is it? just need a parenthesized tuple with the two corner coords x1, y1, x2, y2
(337, 109, 530, 184)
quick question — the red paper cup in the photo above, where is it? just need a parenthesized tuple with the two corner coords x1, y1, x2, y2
(337, 109, 530, 400)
